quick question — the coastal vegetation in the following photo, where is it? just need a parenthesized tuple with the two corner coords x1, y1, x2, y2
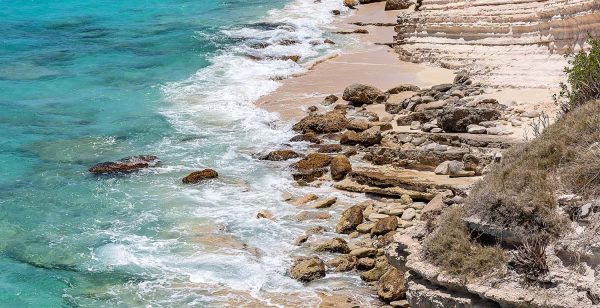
(423, 41, 600, 279)
(555, 38, 600, 113)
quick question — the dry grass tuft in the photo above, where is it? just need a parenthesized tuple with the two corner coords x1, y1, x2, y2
(423, 207, 506, 278)
(465, 100, 600, 237)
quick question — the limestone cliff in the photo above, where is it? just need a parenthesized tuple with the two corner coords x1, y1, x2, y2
(394, 0, 600, 87)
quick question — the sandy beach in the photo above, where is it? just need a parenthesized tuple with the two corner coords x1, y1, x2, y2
(257, 2, 455, 120)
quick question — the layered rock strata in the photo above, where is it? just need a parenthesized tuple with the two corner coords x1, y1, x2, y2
(395, 0, 600, 87)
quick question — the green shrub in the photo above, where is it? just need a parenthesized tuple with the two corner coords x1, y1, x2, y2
(555, 38, 600, 113)
(423, 207, 505, 279)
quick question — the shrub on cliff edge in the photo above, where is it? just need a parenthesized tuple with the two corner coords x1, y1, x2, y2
(555, 38, 600, 113)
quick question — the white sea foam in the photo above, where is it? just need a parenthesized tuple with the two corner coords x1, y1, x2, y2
(90, 0, 366, 306)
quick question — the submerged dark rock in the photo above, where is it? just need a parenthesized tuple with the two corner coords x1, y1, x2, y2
(88, 155, 160, 174)
(182, 169, 219, 184)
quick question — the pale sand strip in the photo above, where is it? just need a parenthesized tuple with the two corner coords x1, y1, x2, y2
(256, 2, 455, 120)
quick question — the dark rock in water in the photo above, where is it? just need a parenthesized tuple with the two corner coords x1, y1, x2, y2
(292, 110, 348, 134)
(290, 256, 326, 282)
(437, 107, 501, 132)
(342, 83, 387, 105)
(331, 9, 341, 15)
(182, 169, 218, 184)
(89, 155, 160, 174)
(260, 150, 302, 161)
(278, 39, 299, 46)
(245, 22, 295, 31)
(250, 42, 271, 49)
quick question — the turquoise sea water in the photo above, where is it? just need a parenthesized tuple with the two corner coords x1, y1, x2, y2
(0, 0, 353, 306)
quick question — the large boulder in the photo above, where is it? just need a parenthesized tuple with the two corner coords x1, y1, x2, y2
(371, 216, 398, 235)
(437, 107, 501, 132)
(182, 169, 219, 184)
(260, 150, 302, 161)
(89, 155, 160, 174)
(330, 155, 352, 181)
(292, 153, 332, 182)
(340, 127, 382, 146)
(314, 237, 351, 253)
(342, 84, 387, 106)
(327, 255, 357, 272)
(292, 111, 348, 134)
(293, 153, 332, 171)
(377, 268, 406, 302)
(336, 205, 364, 234)
(385, 0, 412, 10)
(290, 256, 326, 282)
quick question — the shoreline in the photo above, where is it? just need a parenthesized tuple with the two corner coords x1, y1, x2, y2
(258, 2, 455, 120)
(250, 1, 566, 306)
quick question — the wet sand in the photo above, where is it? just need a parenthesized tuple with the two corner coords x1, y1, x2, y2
(257, 2, 455, 120)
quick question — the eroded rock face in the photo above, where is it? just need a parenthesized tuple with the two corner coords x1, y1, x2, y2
(182, 169, 219, 184)
(330, 155, 352, 181)
(336, 205, 364, 234)
(290, 256, 326, 282)
(437, 107, 500, 132)
(378, 268, 406, 302)
(342, 84, 388, 106)
(260, 150, 302, 161)
(394, 0, 600, 87)
(89, 155, 160, 174)
(292, 111, 348, 134)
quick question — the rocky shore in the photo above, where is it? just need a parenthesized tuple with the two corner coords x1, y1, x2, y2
(253, 0, 598, 307)
(85, 0, 598, 306)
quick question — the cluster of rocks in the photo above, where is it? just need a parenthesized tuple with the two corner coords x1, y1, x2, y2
(257, 70, 523, 305)
(289, 196, 438, 306)
(89, 155, 219, 184)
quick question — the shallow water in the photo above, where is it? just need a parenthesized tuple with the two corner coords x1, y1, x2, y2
(0, 0, 370, 306)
